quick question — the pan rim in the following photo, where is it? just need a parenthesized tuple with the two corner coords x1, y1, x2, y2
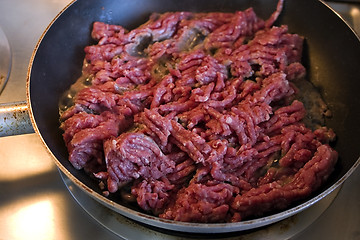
(25, 0, 360, 233)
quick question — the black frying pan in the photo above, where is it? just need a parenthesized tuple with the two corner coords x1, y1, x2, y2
(27, 0, 360, 233)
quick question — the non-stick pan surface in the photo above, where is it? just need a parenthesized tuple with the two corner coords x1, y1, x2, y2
(27, 0, 360, 233)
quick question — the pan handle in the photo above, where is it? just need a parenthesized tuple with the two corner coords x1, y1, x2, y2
(0, 101, 34, 137)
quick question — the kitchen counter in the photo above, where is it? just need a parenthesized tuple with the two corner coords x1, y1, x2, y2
(0, 1, 359, 239)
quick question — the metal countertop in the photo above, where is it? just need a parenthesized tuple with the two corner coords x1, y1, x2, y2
(0, 1, 359, 239)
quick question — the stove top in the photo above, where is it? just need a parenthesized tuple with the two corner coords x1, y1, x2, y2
(0, 1, 359, 240)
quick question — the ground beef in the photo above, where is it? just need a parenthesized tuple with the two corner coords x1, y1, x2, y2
(60, 111, 130, 170)
(103, 132, 175, 193)
(231, 144, 338, 221)
(60, 0, 338, 223)
(131, 177, 175, 215)
(160, 181, 239, 223)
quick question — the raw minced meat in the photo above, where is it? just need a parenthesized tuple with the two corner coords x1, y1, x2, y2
(59, 0, 338, 223)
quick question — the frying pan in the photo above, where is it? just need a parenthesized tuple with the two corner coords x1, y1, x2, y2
(7, 0, 360, 233)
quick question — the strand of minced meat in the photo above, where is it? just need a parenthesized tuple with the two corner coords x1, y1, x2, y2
(60, 111, 129, 170)
(103, 132, 176, 193)
(230, 144, 338, 222)
(160, 181, 240, 223)
(130, 153, 196, 215)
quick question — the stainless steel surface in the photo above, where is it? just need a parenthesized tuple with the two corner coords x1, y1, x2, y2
(0, 1, 359, 239)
